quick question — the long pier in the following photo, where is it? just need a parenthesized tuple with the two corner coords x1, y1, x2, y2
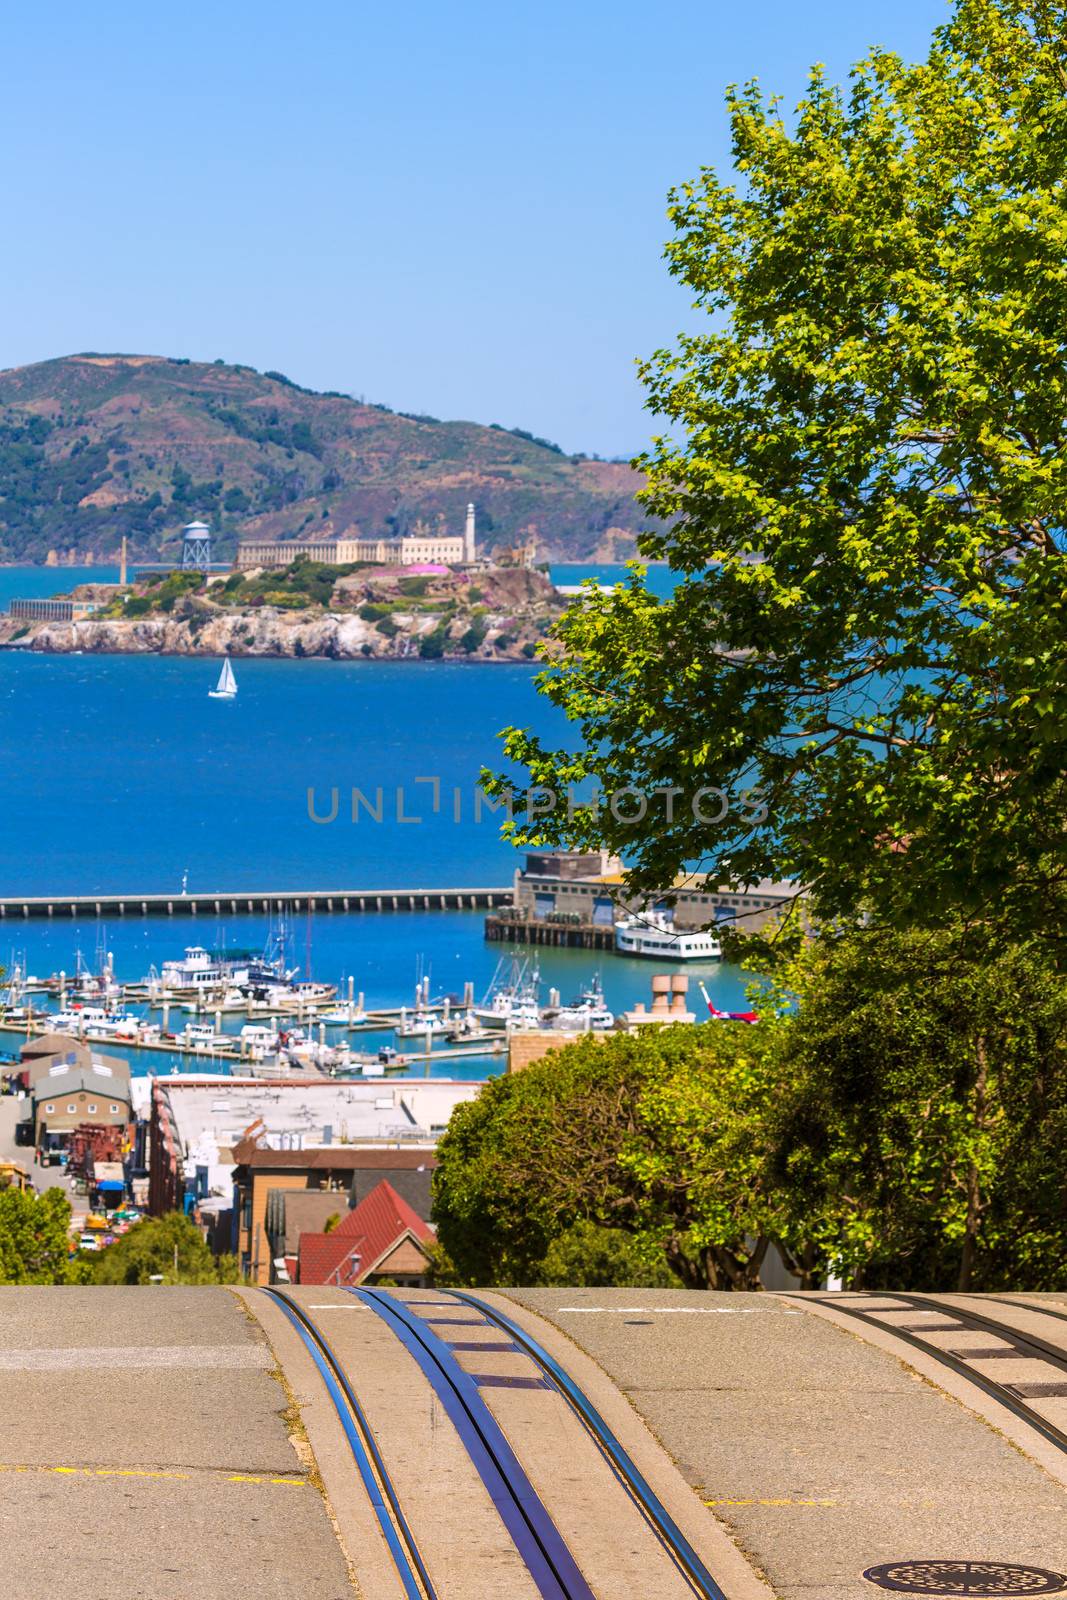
(0, 886, 512, 920)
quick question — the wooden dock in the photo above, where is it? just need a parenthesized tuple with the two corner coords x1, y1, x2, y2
(485, 911, 615, 951)
(0, 885, 512, 920)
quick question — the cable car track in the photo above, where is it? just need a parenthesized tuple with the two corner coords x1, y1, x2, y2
(261, 1287, 438, 1600)
(443, 1289, 730, 1600)
(793, 1291, 1067, 1458)
(264, 1286, 731, 1600)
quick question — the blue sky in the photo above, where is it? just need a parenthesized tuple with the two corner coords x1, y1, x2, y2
(3, 0, 948, 457)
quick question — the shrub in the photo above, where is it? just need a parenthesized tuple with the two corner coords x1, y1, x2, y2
(460, 622, 487, 654)
(419, 628, 447, 659)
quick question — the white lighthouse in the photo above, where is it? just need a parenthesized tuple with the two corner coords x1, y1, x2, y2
(463, 503, 477, 564)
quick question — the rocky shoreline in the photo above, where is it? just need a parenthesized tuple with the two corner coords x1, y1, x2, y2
(0, 610, 555, 662)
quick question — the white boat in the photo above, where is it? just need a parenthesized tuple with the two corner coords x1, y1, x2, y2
(319, 1006, 368, 1025)
(47, 1009, 90, 1033)
(614, 912, 722, 961)
(473, 957, 543, 1029)
(103, 1014, 148, 1039)
(161, 946, 228, 991)
(238, 1023, 280, 1058)
(504, 996, 546, 1031)
(208, 657, 237, 700)
(553, 974, 615, 1031)
(51, 1005, 128, 1035)
(179, 1021, 229, 1051)
(394, 1009, 447, 1038)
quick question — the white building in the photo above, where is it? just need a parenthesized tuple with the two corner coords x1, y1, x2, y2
(236, 506, 479, 572)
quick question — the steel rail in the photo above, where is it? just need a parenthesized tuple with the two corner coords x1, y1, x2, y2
(981, 1293, 1067, 1328)
(790, 1293, 1067, 1457)
(897, 1292, 1067, 1372)
(446, 1290, 730, 1600)
(355, 1288, 597, 1600)
(261, 1289, 437, 1600)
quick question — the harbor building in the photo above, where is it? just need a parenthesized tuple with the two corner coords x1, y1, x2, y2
(31, 1061, 132, 1148)
(487, 849, 797, 948)
(235, 504, 479, 571)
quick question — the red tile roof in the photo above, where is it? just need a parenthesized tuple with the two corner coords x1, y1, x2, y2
(297, 1233, 364, 1286)
(297, 1179, 434, 1285)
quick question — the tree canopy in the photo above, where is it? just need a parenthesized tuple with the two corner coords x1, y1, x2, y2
(497, 0, 1067, 951)
(0, 1187, 77, 1285)
(89, 1212, 238, 1286)
(432, 1025, 791, 1290)
(433, 924, 1067, 1292)
(771, 925, 1067, 1289)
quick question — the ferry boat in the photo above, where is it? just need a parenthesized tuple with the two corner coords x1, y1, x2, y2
(160, 946, 233, 992)
(614, 912, 722, 962)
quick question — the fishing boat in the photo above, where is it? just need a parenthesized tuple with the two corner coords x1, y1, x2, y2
(614, 911, 722, 961)
(553, 973, 615, 1031)
(208, 657, 237, 700)
(504, 994, 545, 1031)
(473, 956, 544, 1029)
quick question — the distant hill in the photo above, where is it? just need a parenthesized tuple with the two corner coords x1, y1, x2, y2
(0, 354, 653, 565)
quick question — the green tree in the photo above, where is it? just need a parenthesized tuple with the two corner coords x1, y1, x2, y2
(495, 0, 1067, 951)
(432, 1027, 788, 1289)
(0, 1187, 76, 1284)
(533, 1220, 676, 1288)
(91, 1212, 238, 1285)
(768, 925, 1067, 1289)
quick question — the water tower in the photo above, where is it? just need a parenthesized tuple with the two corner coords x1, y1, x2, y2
(181, 520, 212, 572)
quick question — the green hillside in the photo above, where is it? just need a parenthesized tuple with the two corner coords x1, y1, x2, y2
(0, 354, 651, 564)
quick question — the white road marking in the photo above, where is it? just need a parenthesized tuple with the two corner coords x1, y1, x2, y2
(306, 1304, 368, 1311)
(555, 1307, 765, 1315)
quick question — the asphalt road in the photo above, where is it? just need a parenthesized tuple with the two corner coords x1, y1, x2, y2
(1, 1276, 1066, 1598)
(0, 1287, 353, 1600)
(506, 1287, 1067, 1600)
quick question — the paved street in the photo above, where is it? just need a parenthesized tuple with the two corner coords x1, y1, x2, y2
(508, 1288, 1067, 1600)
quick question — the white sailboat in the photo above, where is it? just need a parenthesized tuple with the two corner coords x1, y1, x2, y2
(209, 657, 237, 700)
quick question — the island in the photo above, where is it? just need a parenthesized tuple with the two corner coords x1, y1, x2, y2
(0, 556, 569, 662)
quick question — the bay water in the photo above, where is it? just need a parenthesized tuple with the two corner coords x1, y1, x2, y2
(0, 562, 752, 1072)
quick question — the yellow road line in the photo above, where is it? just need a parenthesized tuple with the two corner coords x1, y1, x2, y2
(0, 1462, 307, 1487)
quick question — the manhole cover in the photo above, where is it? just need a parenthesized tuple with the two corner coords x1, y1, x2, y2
(863, 1562, 1067, 1595)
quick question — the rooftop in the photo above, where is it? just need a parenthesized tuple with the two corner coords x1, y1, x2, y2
(298, 1178, 434, 1285)
(152, 1074, 480, 1199)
